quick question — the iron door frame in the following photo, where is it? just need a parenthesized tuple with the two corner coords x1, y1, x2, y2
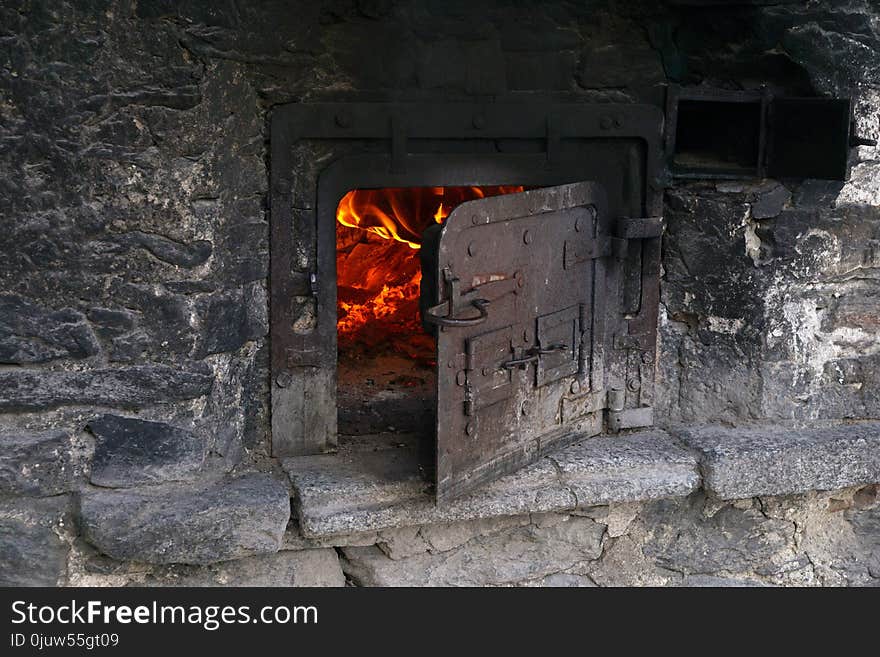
(270, 102, 665, 458)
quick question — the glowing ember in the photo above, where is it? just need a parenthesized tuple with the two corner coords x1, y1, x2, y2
(336, 186, 525, 354)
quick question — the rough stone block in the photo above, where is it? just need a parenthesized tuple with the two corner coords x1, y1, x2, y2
(145, 549, 345, 587)
(215, 549, 346, 587)
(118, 231, 212, 268)
(678, 423, 880, 499)
(751, 183, 791, 219)
(104, 283, 196, 358)
(341, 515, 605, 587)
(80, 473, 290, 565)
(679, 575, 770, 587)
(193, 283, 268, 358)
(87, 414, 207, 488)
(548, 431, 701, 506)
(538, 573, 596, 587)
(0, 365, 214, 411)
(0, 496, 71, 586)
(846, 503, 880, 580)
(284, 429, 699, 537)
(418, 515, 529, 555)
(0, 429, 84, 495)
(642, 495, 796, 576)
(0, 294, 100, 364)
(283, 522, 380, 551)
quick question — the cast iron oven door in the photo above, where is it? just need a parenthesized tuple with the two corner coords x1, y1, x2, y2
(425, 182, 611, 502)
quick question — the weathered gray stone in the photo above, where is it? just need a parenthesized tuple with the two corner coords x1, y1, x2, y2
(220, 549, 345, 586)
(678, 423, 880, 499)
(0, 294, 101, 364)
(342, 515, 605, 586)
(0, 429, 83, 495)
(80, 473, 290, 565)
(642, 495, 795, 576)
(584, 532, 680, 587)
(74, 547, 345, 587)
(146, 549, 345, 587)
(0, 496, 70, 586)
(549, 431, 701, 507)
(419, 515, 530, 554)
(0, 365, 214, 411)
(679, 575, 770, 587)
(87, 414, 207, 488)
(376, 526, 430, 560)
(118, 231, 212, 268)
(87, 307, 136, 340)
(284, 429, 699, 538)
(847, 504, 880, 580)
(751, 184, 791, 219)
(193, 283, 268, 358)
(573, 501, 642, 537)
(538, 573, 596, 587)
(748, 486, 875, 586)
(283, 522, 380, 551)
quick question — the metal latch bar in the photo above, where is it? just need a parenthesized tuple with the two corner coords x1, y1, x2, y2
(500, 343, 568, 370)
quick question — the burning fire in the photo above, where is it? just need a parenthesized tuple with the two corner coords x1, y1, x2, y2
(336, 186, 524, 354)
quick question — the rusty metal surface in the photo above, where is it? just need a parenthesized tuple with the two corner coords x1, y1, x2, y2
(431, 182, 611, 502)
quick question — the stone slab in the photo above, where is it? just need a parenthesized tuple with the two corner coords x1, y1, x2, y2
(284, 430, 700, 537)
(677, 422, 880, 500)
(87, 414, 207, 488)
(548, 431, 701, 506)
(80, 472, 290, 565)
(0, 429, 84, 495)
(0, 365, 214, 411)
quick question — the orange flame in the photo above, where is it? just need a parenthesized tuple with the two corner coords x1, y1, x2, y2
(336, 186, 525, 353)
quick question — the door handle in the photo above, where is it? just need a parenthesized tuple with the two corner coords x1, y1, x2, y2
(424, 298, 490, 328)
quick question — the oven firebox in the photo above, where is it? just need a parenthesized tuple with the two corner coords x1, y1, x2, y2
(270, 102, 665, 501)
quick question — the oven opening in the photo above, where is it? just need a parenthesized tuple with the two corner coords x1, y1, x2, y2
(335, 185, 525, 443)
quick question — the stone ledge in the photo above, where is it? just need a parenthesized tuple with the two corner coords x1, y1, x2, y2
(677, 422, 880, 500)
(283, 430, 700, 538)
(79, 472, 290, 565)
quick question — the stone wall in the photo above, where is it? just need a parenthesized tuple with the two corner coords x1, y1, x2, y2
(1, 1, 878, 586)
(25, 481, 880, 588)
(337, 485, 880, 587)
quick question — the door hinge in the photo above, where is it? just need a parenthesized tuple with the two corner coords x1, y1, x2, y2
(563, 236, 612, 268)
(605, 388, 654, 431)
(607, 406, 654, 432)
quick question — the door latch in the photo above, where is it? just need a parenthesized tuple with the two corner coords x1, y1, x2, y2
(424, 270, 518, 329)
(501, 343, 568, 369)
(424, 274, 490, 328)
